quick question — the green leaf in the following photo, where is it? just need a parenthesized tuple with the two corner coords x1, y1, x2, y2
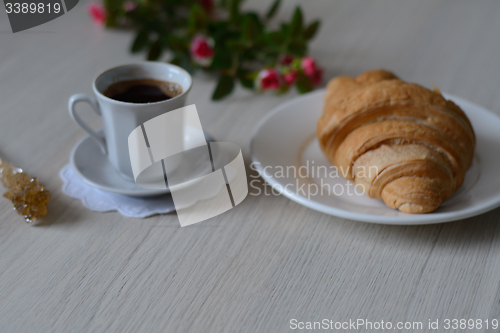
(212, 75, 235, 100)
(209, 47, 233, 70)
(290, 58, 302, 70)
(280, 23, 289, 36)
(147, 40, 163, 60)
(230, 0, 242, 22)
(303, 20, 320, 40)
(290, 7, 303, 36)
(243, 12, 262, 24)
(102, 0, 117, 27)
(226, 39, 249, 52)
(104, 7, 118, 28)
(237, 71, 254, 89)
(266, 0, 281, 20)
(265, 31, 284, 45)
(189, 5, 207, 32)
(296, 73, 314, 94)
(243, 16, 259, 42)
(288, 39, 307, 56)
(166, 35, 186, 53)
(131, 30, 149, 53)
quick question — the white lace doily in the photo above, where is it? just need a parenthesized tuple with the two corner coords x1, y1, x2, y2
(60, 164, 176, 218)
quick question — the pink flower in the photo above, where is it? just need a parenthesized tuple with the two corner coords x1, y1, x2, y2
(283, 69, 298, 87)
(301, 56, 323, 85)
(199, 0, 213, 13)
(88, 2, 106, 26)
(190, 35, 214, 67)
(123, 1, 136, 12)
(256, 69, 281, 91)
(301, 57, 318, 76)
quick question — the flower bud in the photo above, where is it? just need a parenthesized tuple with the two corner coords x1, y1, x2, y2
(88, 2, 107, 26)
(301, 56, 323, 85)
(190, 35, 215, 67)
(256, 69, 282, 91)
(283, 69, 298, 87)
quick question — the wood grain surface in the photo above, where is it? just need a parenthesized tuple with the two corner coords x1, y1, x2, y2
(1, 0, 500, 332)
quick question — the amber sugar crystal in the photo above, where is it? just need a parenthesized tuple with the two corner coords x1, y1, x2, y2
(0, 160, 51, 223)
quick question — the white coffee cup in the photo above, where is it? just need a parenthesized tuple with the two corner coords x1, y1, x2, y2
(69, 62, 192, 180)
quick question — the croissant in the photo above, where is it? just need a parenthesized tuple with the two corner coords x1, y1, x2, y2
(317, 70, 475, 214)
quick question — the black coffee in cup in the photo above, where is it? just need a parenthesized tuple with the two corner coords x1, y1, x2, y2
(104, 79, 182, 103)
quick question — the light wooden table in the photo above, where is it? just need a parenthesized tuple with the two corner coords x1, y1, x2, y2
(1, 1, 500, 332)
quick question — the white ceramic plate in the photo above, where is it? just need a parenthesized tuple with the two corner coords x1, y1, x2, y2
(251, 90, 500, 225)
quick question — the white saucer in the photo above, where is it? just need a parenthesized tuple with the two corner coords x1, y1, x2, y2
(70, 128, 214, 197)
(251, 90, 500, 225)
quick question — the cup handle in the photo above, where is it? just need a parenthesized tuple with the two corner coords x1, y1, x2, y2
(68, 94, 107, 155)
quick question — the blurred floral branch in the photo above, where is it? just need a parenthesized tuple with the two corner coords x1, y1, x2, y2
(88, 0, 323, 100)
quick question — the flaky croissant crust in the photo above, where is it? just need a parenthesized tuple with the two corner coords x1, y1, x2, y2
(317, 70, 475, 213)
